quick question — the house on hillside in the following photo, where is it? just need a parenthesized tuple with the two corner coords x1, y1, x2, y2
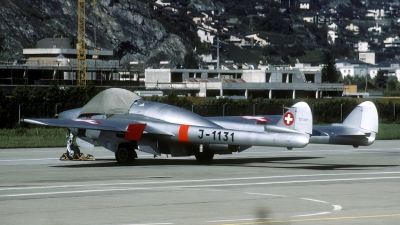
(245, 33, 269, 47)
(384, 36, 400, 47)
(359, 51, 396, 65)
(197, 27, 215, 44)
(366, 2, 389, 19)
(155, 0, 172, 7)
(299, 0, 310, 9)
(357, 41, 370, 52)
(302, 11, 316, 23)
(335, 58, 369, 78)
(345, 22, 360, 35)
(370, 59, 400, 79)
(189, 11, 205, 24)
(327, 22, 339, 31)
(327, 30, 338, 44)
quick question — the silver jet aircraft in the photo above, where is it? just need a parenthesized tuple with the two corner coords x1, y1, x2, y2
(24, 88, 313, 163)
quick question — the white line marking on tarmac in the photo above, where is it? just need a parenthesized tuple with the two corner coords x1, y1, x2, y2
(1, 172, 400, 191)
(0, 158, 59, 162)
(2, 176, 400, 198)
(333, 205, 342, 211)
(292, 212, 331, 217)
(123, 223, 173, 225)
(206, 218, 270, 223)
(246, 192, 287, 197)
(302, 198, 329, 204)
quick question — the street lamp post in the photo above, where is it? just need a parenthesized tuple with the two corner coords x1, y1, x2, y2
(341, 103, 344, 122)
(223, 103, 228, 117)
(253, 103, 258, 116)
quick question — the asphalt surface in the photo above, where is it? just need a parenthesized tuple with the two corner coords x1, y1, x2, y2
(0, 140, 400, 225)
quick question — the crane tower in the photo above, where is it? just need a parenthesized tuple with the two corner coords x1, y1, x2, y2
(77, 0, 86, 86)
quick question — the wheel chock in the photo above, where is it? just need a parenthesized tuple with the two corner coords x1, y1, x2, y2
(59, 153, 95, 161)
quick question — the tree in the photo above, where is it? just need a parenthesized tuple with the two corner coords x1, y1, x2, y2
(321, 51, 339, 83)
(387, 76, 398, 91)
(183, 51, 198, 69)
(374, 70, 387, 89)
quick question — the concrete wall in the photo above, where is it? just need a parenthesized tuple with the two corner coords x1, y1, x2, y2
(145, 69, 171, 84)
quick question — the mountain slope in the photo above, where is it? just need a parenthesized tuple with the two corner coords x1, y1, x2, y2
(0, 0, 188, 63)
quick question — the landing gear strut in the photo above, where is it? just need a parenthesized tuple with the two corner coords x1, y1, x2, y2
(60, 130, 95, 161)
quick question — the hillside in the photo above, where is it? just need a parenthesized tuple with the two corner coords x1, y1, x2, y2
(0, 0, 190, 64)
(0, 0, 399, 66)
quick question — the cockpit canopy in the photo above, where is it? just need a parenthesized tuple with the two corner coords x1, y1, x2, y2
(79, 88, 141, 117)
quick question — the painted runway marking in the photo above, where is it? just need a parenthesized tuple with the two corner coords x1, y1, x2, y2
(207, 218, 270, 223)
(0, 158, 58, 162)
(123, 223, 173, 225)
(292, 212, 331, 217)
(1, 171, 400, 191)
(333, 205, 342, 211)
(246, 192, 287, 197)
(235, 213, 400, 224)
(2, 176, 400, 198)
(301, 198, 329, 204)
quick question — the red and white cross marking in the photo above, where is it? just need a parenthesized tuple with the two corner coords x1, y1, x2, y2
(283, 112, 294, 126)
(241, 116, 271, 124)
(71, 119, 102, 125)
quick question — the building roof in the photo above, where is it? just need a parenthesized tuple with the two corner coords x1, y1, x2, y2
(376, 59, 400, 67)
(336, 58, 370, 65)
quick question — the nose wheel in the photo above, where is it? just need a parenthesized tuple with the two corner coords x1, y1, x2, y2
(60, 130, 95, 161)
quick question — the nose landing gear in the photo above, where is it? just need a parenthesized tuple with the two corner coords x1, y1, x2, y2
(60, 130, 95, 161)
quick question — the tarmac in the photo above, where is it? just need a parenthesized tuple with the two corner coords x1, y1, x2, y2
(0, 140, 400, 225)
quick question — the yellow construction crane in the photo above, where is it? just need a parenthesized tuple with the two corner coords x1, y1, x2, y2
(77, 0, 86, 86)
(77, 0, 97, 86)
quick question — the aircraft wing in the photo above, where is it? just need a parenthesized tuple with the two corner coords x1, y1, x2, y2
(23, 115, 172, 140)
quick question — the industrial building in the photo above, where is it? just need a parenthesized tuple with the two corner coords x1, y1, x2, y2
(0, 37, 344, 99)
(145, 65, 343, 99)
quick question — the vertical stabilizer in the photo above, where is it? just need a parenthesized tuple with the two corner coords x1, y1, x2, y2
(274, 102, 313, 135)
(342, 101, 378, 133)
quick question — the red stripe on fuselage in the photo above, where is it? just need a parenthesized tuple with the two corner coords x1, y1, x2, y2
(178, 124, 190, 142)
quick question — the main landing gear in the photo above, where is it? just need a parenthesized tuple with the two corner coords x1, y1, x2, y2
(60, 131, 95, 161)
(115, 143, 137, 164)
(195, 151, 214, 163)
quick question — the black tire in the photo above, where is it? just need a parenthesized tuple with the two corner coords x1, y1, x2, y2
(195, 151, 214, 163)
(115, 144, 136, 164)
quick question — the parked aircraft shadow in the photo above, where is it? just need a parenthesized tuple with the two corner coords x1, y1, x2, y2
(51, 156, 322, 168)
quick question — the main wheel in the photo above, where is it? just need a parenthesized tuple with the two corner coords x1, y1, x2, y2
(115, 144, 136, 164)
(195, 151, 214, 163)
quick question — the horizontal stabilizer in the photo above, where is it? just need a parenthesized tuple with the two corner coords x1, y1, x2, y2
(310, 101, 378, 146)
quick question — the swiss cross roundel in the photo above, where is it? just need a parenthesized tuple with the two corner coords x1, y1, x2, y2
(283, 112, 294, 126)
